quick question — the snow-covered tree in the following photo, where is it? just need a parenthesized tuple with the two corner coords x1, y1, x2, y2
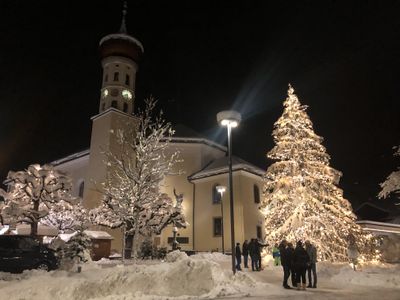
(90, 98, 186, 258)
(40, 200, 89, 233)
(62, 231, 92, 264)
(0, 164, 74, 235)
(261, 84, 378, 262)
(378, 146, 400, 200)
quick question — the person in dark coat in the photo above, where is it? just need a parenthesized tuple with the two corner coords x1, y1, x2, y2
(254, 239, 268, 271)
(235, 242, 242, 271)
(248, 239, 257, 271)
(305, 240, 317, 288)
(293, 240, 310, 290)
(278, 240, 291, 289)
(287, 242, 296, 287)
(242, 240, 249, 268)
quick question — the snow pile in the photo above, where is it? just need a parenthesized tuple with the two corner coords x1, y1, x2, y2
(191, 251, 231, 262)
(0, 252, 255, 300)
(165, 249, 188, 262)
(318, 262, 400, 289)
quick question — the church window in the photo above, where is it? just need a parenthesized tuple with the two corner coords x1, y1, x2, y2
(78, 181, 84, 198)
(213, 217, 222, 237)
(256, 226, 262, 239)
(111, 101, 118, 108)
(212, 184, 222, 204)
(123, 102, 128, 112)
(254, 184, 260, 203)
(125, 74, 130, 85)
(113, 72, 119, 81)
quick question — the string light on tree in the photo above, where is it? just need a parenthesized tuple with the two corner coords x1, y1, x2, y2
(260, 84, 379, 262)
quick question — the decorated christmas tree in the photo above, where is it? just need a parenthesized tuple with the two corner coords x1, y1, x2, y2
(261, 84, 378, 262)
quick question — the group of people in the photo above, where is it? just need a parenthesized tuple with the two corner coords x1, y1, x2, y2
(278, 240, 317, 290)
(232, 238, 317, 291)
(235, 239, 267, 271)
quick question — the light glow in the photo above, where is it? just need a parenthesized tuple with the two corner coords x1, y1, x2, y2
(122, 89, 133, 100)
(220, 119, 238, 127)
(216, 185, 226, 194)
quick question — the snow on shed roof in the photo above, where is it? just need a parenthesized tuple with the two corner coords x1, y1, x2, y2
(84, 230, 113, 240)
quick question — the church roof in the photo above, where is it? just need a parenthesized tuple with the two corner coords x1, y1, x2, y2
(50, 124, 226, 166)
(188, 155, 264, 181)
(51, 149, 90, 166)
(167, 124, 227, 152)
(173, 124, 204, 139)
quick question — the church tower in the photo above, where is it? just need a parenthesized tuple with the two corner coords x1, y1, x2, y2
(98, 2, 143, 114)
(84, 2, 142, 213)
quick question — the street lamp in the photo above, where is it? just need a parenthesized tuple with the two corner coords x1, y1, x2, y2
(217, 110, 241, 275)
(216, 185, 226, 254)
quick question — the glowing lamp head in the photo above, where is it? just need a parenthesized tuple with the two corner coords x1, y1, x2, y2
(216, 110, 241, 128)
(216, 185, 226, 195)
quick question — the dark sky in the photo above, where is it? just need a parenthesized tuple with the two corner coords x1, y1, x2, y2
(0, 1, 399, 209)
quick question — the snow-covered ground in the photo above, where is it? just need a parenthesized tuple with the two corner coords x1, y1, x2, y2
(0, 251, 399, 300)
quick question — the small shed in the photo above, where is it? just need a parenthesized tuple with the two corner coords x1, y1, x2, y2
(84, 230, 114, 261)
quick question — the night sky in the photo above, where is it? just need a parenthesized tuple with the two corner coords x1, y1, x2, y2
(0, 1, 399, 209)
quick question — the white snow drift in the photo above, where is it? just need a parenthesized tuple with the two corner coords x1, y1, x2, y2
(0, 252, 399, 300)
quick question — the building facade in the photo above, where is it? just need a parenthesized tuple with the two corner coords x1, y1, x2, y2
(52, 11, 265, 254)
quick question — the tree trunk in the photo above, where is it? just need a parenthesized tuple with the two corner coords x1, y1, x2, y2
(124, 234, 134, 259)
(31, 201, 39, 236)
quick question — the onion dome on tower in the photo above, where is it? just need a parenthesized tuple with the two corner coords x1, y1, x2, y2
(98, 1, 143, 115)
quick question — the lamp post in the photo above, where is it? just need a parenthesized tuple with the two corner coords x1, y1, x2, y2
(216, 185, 226, 254)
(217, 110, 241, 275)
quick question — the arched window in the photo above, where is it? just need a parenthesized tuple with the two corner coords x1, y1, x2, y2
(123, 102, 128, 112)
(111, 100, 118, 108)
(212, 184, 222, 204)
(125, 74, 130, 85)
(254, 184, 260, 203)
(113, 72, 119, 81)
(101, 102, 106, 111)
(78, 181, 84, 198)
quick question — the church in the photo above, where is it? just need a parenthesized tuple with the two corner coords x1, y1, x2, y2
(51, 7, 265, 254)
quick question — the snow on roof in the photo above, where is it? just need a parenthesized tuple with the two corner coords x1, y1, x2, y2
(51, 149, 90, 166)
(188, 156, 264, 180)
(357, 220, 400, 235)
(99, 33, 144, 53)
(50, 124, 227, 166)
(84, 230, 114, 240)
(58, 232, 77, 242)
(16, 224, 58, 236)
(163, 123, 227, 152)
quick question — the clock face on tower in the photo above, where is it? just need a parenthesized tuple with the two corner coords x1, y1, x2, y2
(102, 89, 109, 98)
(122, 89, 133, 100)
